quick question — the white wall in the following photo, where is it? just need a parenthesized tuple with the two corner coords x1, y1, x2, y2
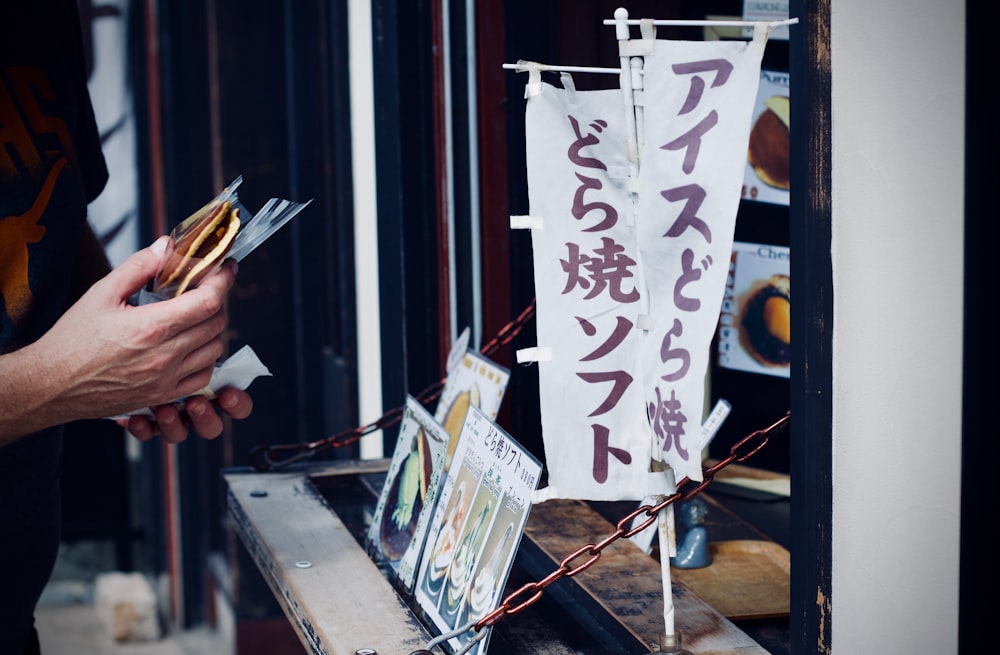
(831, 2, 964, 652)
(85, 0, 140, 266)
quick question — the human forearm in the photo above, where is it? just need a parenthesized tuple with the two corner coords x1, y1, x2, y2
(1, 224, 115, 445)
(0, 343, 68, 445)
(1, 237, 237, 447)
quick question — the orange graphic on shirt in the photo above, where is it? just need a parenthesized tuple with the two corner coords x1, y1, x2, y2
(1, 66, 73, 325)
(0, 157, 66, 322)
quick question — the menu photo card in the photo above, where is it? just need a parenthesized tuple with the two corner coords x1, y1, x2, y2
(742, 69, 791, 206)
(717, 241, 791, 378)
(434, 349, 511, 470)
(366, 396, 451, 591)
(742, 0, 791, 40)
(414, 406, 541, 655)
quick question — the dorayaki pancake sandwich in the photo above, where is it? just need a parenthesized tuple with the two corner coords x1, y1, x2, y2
(153, 199, 241, 297)
(748, 95, 791, 190)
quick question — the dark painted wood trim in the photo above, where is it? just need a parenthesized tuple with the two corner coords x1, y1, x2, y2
(960, 0, 994, 651)
(789, 0, 833, 653)
(475, 1, 512, 352)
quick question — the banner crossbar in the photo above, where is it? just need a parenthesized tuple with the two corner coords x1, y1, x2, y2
(502, 62, 620, 75)
(602, 17, 798, 28)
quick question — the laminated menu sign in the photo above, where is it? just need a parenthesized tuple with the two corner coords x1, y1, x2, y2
(742, 0, 791, 40)
(367, 396, 450, 591)
(742, 70, 791, 206)
(415, 406, 541, 655)
(717, 241, 791, 378)
(434, 350, 511, 470)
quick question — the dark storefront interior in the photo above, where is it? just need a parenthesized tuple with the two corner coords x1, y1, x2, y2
(60, 2, 808, 652)
(55, 0, 994, 653)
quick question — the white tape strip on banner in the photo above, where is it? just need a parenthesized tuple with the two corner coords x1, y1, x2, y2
(641, 18, 656, 38)
(626, 138, 638, 164)
(558, 72, 577, 105)
(531, 485, 560, 504)
(525, 66, 543, 97)
(617, 18, 657, 57)
(510, 215, 544, 230)
(619, 39, 655, 57)
(607, 163, 630, 180)
(635, 314, 656, 331)
(516, 346, 552, 364)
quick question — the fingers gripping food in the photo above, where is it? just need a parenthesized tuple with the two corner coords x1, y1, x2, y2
(147, 176, 310, 299)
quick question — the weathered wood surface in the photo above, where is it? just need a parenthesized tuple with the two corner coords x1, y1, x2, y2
(523, 498, 771, 654)
(227, 460, 773, 654)
(670, 540, 790, 621)
(226, 459, 434, 655)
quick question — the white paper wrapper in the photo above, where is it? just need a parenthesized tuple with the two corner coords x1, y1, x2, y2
(113, 177, 305, 421)
(109, 345, 271, 420)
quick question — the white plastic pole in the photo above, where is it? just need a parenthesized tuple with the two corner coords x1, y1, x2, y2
(602, 17, 799, 28)
(502, 62, 620, 75)
(348, 0, 383, 459)
(611, 9, 678, 645)
(654, 466, 680, 647)
(657, 499, 677, 639)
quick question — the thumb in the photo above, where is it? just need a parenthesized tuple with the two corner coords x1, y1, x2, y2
(104, 236, 171, 302)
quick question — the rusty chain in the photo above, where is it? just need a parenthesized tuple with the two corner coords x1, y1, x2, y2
(249, 299, 537, 471)
(243, 299, 789, 647)
(472, 410, 790, 632)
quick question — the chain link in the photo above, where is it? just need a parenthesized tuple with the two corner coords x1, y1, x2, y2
(244, 301, 789, 648)
(474, 410, 790, 631)
(249, 300, 537, 471)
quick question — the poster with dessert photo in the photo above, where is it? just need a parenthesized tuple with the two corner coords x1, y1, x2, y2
(434, 350, 511, 471)
(414, 405, 541, 655)
(717, 241, 791, 378)
(367, 396, 450, 591)
(742, 69, 790, 206)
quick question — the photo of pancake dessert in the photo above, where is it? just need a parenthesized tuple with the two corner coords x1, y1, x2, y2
(741, 70, 790, 206)
(748, 94, 790, 191)
(739, 273, 791, 368)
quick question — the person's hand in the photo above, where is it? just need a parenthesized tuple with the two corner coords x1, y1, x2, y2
(124, 387, 254, 443)
(26, 236, 239, 424)
(1, 236, 258, 445)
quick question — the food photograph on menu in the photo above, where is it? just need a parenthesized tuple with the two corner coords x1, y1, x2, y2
(367, 396, 450, 590)
(717, 241, 791, 378)
(742, 69, 790, 206)
(434, 350, 511, 469)
(415, 406, 541, 655)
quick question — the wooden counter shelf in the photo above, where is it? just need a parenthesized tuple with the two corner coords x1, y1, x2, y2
(225, 458, 780, 654)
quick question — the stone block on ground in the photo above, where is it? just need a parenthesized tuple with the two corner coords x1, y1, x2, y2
(94, 571, 162, 642)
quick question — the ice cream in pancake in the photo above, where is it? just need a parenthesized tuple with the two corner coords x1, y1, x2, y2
(739, 274, 791, 367)
(442, 383, 480, 466)
(154, 199, 241, 296)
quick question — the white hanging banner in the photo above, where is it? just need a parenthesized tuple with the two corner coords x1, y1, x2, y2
(637, 28, 767, 483)
(525, 81, 663, 501)
(522, 26, 768, 500)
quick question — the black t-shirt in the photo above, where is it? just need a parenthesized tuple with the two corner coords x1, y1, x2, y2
(0, 1, 109, 651)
